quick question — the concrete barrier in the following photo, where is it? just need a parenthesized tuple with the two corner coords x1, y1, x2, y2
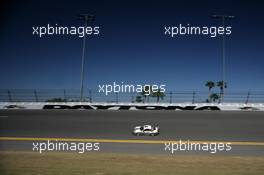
(1, 102, 264, 111)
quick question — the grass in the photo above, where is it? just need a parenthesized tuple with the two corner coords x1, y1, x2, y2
(0, 151, 264, 175)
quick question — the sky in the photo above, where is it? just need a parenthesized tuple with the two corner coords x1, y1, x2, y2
(0, 0, 264, 92)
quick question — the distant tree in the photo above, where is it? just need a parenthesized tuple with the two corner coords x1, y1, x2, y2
(135, 96, 142, 103)
(46, 98, 66, 102)
(205, 81, 215, 102)
(210, 93, 219, 103)
(217, 81, 227, 103)
(152, 89, 165, 103)
(141, 86, 152, 103)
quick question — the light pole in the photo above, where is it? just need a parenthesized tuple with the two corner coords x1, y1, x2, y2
(212, 15, 234, 102)
(77, 14, 95, 102)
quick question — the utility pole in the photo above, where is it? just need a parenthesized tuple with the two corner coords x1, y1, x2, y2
(77, 14, 95, 102)
(212, 15, 234, 102)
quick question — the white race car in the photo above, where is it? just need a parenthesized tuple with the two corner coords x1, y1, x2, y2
(132, 125, 160, 136)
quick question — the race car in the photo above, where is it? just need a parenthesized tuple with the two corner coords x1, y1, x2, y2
(132, 124, 160, 136)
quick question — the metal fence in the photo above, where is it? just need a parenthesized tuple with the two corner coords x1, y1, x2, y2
(1, 89, 264, 104)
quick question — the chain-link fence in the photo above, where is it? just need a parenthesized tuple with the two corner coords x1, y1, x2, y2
(0, 89, 264, 104)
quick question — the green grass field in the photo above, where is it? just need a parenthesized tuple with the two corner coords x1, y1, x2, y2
(1, 151, 264, 175)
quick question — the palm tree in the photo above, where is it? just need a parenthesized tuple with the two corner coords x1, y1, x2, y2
(205, 81, 215, 102)
(135, 96, 142, 103)
(210, 93, 219, 103)
(141, 86, 152, 103)
(152, 89, 165, 103)
(217, 81, 227, 103)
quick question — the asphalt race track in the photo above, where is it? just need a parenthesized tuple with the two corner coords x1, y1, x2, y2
(1, 110, 264, 155)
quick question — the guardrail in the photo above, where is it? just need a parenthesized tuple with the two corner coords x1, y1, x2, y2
(0, 89, 264, 103)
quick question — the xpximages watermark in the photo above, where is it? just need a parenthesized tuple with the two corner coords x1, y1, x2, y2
(164, 140, 232, 154)
(32, 24, 100, 37)
(32, 140, 100, 153)
(98, 82, 166, 95)
(164, 24, 232, 38)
